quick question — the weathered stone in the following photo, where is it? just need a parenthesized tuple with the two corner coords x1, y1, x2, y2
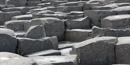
(7, 0, 26, 7)
(60, 48, 72, 56)
(65, 17, 90, 29)
(26, 49, 61, 56)
(37, 3, 51, 7)
(57, 6, 82, 12)
(2, 7, 31, 14)
(65, 29, 92, 42)
(11, 15, 32, 20)
(18, 36, 58, 55)
(25, 25, 46, 39)
(92, 26, 130, 37)
(84, 10, 116, 27)
(83, 2, 102, 10)
(101, 14, 130, 29)
(116, 37, 130, 64)
(116, 3, 130, 7)
(31, 17, 65, 41)
(15, 32, 25, 37)
(29, 55, 78, 65)
(33, 13, 66, 19)
(58, 41, 78, 49)
(4, 11, 21, 22)
(115, 0, 130, 3)
(71, 37, 117, 65)
(112, 6, 130, 14)
(26, 1, 41, 6)
(0, 28, 17, 53)
(4, 20, 31, 32)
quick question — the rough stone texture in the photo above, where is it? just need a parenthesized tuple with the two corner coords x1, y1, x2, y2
(83, 2, 102, 10)
(2, 7, 31, 14)
(58, 41, 78, 49)
(4, 11, 21, 22)
(57, 6, 82, 12)
(7, 0, 26, 7)
(112, 6, 130, 14)
(4, 20, 31, 32)
(18, 37, 58, 55)
(92, 26, 130, 37)
(116, 37, 130, 64)
(84, 10, 116, 27)
(29, 55, 78, 65)
(71, 37, 117, 65)
(0, 28, 17, 53)
(31, 17, 65, 41)
(11, 15, 32, 20)
(26, 49, 61, 56)
(101, 14, 130, 29)
(25, 25, 46, 39)
(65, 16, 90, 29)
(65, 29, 92, 42)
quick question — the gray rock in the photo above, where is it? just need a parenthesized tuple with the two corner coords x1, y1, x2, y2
(101, 14, 130, 29)
(60, 48, 72, 56)
(25, 25, 46, 39)
(71, 37, 117, 65)
(0, 28, 17, 53)
(84, 10, 116, 27)
(11, 15, 32, 20)
(116, 37, 130, 64)
(83, 2, 102, 10)
(65, 17, 90, 29)
(92, 26, 130, 37)
(17, 37, 58, 55)
(112, 6, 130, 14)
(15, 32, 25, 37)
(4, 11, 21, 22)
(7, 0, 26, 7)
(31, 17, 65, 41)
(4, 20, 31, 32)
(2, 7, 31, 14)
(26, 1, 41, 6)
(26, 49, 61, 56)
(115, 0, 130, 3)
(57, 6, 82, 12)
(65, 29, 92, 42)
(58, 41, 78, 49)
(29, 55, 78, 65)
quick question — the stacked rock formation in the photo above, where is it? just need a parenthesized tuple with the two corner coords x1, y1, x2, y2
(0, 0, 130, 65)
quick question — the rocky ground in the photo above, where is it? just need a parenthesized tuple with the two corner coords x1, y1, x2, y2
(0, 0, 130, 65)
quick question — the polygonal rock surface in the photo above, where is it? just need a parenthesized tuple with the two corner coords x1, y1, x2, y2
(101, 14, 130, 29)
(25, 25, 46, 39)
(71, 37, 117, 65)
(92, 26, 130, 37)
(4, 20, 31, 32)
(65, 29, 92, 42)
(65, 17, 90, 29)
(17, 36, 58, 55)
(31, 17, 65, 41)
(116, 37, 130, 64)
(0, 28, 17, 53)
